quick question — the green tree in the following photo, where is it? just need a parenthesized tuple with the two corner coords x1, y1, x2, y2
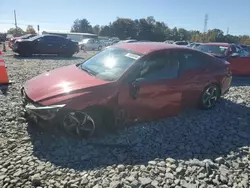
(206, 29, 224, 42)
(177, 28, 187, 41)
(153, 22, 167, 41)
(26, 25, 36, 34)
(112, 18, 137, 39)
(99, 26, 111, 36)
(239, 35, 250, 45)
(136, 18, 154, 40)
(70, 16, 250, 44)
(7, 27, 25, 37)
(92, 25, 100, 35)
(146, 16, 156, 25)
(71, 19, 93, 33)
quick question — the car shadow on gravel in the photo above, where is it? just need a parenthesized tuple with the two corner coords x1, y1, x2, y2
(232, 76, 250, 86)
(27, 98, 250, 171)
(13, 54, 84, 60)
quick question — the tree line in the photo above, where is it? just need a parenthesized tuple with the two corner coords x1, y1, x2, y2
(71, 16, 250, 45)
(3, 16, 250, 45)
(1, 25, 37, 39)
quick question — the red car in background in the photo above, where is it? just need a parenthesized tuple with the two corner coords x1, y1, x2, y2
(197, 43, 250, 76)
(21, 43, 232, 138)
(8, 34, 37, 49)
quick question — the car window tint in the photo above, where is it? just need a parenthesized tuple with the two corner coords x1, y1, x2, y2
(44, 36, 66, 43)
(176, 50, 207, 73)
(138, 51, 179, 81)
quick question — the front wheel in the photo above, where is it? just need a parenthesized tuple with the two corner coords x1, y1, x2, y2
(199, 84, 221, 110)
(81, 45, 86, 51)
(61, 109, 103, 138)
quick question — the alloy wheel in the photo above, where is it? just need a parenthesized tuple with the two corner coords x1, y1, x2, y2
(62, 111, 95, 138)
(202, 86, 219, 108)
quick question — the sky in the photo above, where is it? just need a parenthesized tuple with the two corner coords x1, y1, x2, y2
(0, 0, 250, 36)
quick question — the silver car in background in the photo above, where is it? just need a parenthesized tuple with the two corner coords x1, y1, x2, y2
(78, 38, 103, 51)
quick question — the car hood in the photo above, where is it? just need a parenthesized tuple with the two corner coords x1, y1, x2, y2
(24, 64, 109, 103)
(16, 39, 32, 42)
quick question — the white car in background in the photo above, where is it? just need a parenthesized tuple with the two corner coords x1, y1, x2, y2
(78, 38, 103, 51)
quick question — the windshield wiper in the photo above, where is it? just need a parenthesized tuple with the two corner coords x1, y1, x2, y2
(81, 66, 95, 76)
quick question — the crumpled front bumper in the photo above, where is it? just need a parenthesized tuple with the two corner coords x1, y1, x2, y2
(21, 87, 65, 123)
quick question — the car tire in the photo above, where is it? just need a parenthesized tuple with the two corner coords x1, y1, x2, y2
(61, 108, 103, 138)
(81, 45, 85, 51)
(198, 84, 221, 110)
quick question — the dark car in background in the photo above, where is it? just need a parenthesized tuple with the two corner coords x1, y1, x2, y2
(174, 41, 189, 46)
(12, 35, 79, 57)
(8, 34, 37, 49)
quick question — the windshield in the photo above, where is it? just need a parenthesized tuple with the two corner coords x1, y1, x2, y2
(81, 47, 142, 81)
(197, 45, 228, 56)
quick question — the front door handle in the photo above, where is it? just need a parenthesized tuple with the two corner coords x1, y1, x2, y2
(130, 84, 140, 100)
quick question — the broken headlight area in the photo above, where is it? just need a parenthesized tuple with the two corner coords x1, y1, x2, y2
(25, 103, 66, 121)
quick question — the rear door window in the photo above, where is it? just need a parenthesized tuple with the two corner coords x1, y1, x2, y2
(44, 36, 66, 44)
(174, 50, 209, 74)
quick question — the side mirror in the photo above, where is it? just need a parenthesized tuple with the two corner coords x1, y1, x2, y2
(134, 77, 144, 83)
(131, 77, 145, 86)
(230, 53, 239, 58)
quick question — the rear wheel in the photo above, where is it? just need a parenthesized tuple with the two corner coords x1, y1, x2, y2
(199, 84, 221, 110)
(81, 45, 86, 51)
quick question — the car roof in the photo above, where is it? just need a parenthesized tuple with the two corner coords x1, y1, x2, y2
(42, 34, 66, 38)
(201, 42, 231, 47)
(114, 42, 189, 55)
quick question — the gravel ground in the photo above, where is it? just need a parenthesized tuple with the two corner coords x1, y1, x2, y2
(0, 45, 250, 188)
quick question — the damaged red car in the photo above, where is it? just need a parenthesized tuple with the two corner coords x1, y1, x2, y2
(21, 42, 232, 138)
(196, 43, 250, 76)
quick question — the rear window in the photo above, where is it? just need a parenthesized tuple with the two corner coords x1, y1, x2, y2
(197, 45, 228, 56)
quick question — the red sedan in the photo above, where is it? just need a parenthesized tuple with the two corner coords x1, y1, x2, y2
(197, 43, 250, 76)
(21, 42, 232, 138)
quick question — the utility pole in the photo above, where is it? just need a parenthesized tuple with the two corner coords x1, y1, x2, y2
(203, 14, 208, 33)
(37, 25, 40, 34)
(227, 27, 229, 35)
(14, 10, 18, 36)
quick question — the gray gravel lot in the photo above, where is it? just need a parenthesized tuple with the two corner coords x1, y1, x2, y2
(0, 46, 250, 188)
